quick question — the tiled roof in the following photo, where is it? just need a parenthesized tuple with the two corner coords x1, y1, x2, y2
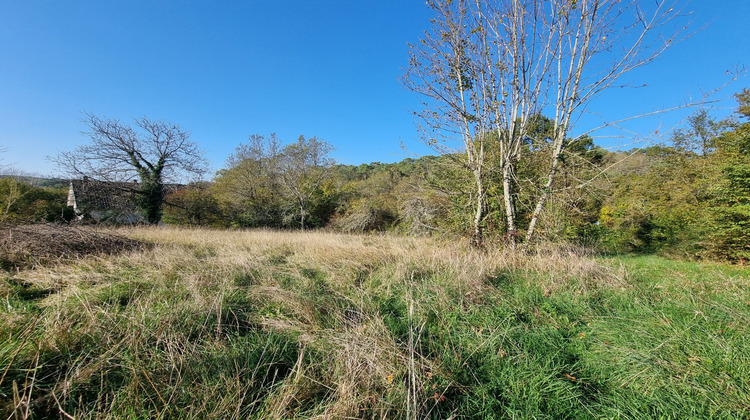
(69, 178, 140, 212)
(68, 178, 183, 213)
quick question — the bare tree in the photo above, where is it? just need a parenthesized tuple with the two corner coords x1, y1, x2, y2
(406, 0, 716, 246)
(404, 1, 492, 246)
(520, 0, 690, 244)
(52, 114, 207, 224)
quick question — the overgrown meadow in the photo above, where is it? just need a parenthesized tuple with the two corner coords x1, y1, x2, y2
(2, 227, 749, 418)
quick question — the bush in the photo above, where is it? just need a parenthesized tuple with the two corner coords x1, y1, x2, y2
(331, 199, 396, 233)
(0, 178, 72, 224)
(163, 184, 226, 227)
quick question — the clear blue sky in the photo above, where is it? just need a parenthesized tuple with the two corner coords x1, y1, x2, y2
(1, 1, 748, 177)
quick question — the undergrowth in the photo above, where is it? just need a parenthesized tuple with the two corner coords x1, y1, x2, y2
(1, 227, 749, 418)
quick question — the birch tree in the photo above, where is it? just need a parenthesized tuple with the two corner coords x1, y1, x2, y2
(407, 0, 699, 246)
(404, 1, 494, 246)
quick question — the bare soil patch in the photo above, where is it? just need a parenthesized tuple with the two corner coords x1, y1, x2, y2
(0, 223, 146, 270)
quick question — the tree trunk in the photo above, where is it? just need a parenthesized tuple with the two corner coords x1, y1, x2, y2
(137, 176, 165, 224)
(470, 168, 484, 248)
(525, 135, 565, 244)
(299, 202, 305, 230)
(502, 160, 518, 249)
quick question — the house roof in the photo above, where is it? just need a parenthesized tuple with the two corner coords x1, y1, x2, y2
(68, 178, 184, 213)
(69, 178, 140, 212)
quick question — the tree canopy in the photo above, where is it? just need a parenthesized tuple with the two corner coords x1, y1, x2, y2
(404, 0, 699, 247)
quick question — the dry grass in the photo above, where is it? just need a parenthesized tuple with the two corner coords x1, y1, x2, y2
(5, 226, 742, 418)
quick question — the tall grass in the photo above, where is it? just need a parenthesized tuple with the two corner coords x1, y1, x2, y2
(1, 227, 749, 418)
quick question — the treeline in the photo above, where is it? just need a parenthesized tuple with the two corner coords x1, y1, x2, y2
(597, 91, 750, 262)
(0, 177, 72, 224)
(162, 132, 604, 239)
(2, 91, 747, 262)
(162, 91, 750, 262)
(162, 137, 447, 234)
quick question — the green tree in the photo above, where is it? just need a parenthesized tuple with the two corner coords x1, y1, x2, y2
(597, 147, 710, 255)
(594, 97, 750, 260)
(215, 134, 336, 230)
(709, 90, 750, 261)
(278, 136, 336, 229)
(214, 134, 285, 227)
(0, 178, 72, 223)
(163, 183, 224, 227)
(672, 110, 723, 156)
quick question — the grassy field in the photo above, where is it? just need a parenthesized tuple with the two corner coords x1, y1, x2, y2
(1, 227, 749, 419)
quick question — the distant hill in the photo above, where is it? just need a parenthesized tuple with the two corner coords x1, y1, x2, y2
(0, 174, 69, 189)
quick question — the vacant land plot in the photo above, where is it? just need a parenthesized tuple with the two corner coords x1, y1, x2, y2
(1, 227, 749, 418)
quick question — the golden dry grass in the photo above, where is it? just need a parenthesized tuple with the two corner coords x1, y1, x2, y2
(5, 226, 708, 419)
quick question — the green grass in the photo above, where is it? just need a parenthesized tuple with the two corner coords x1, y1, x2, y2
(1, 228, 749, 418)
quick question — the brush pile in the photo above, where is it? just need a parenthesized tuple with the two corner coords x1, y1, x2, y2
(0, 223, 145, 269)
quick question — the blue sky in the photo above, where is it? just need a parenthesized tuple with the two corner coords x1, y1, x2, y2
(0, 1, 748, 177)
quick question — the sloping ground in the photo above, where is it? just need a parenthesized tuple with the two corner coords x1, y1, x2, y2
(1, 227, 749, 418)
(0, 224, 146, 270)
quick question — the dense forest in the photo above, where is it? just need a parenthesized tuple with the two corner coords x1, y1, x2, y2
(3, 90, 748, 262)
